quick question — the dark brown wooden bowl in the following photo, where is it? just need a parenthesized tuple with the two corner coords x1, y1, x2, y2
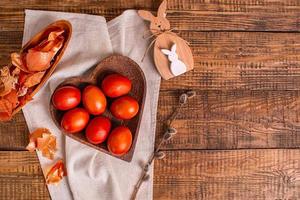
(12, 20, 72, 116)
(50, 55, 146, 162)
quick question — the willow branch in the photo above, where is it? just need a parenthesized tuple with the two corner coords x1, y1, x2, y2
(130, 90, 196, 200)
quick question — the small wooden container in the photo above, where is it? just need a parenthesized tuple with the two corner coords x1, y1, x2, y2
(50, 55, 146, 162)
(12, 20, 72, 116)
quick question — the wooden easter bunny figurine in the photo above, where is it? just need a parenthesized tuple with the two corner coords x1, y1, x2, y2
(138, 0, 194, 80)
(161, 43, 187, 76)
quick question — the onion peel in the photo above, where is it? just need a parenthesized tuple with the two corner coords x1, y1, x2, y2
(0, 90, 18, 121)
(11, 53, 30, 73)
(23, 71, 46, 88)
(26, 29, 65, 72)
(26, 128, 57, 160)
(45, 159, 67, 185)
(0, 66, 18, 97)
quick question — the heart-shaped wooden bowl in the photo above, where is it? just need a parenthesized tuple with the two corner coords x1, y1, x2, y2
(12, 20, 72, 116)
(50, 55, 146, 162)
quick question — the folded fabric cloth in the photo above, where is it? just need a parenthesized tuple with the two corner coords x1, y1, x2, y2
(22, 9, 161, 200)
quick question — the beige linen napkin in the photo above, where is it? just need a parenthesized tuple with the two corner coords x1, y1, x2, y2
(22, 9, 160, 200)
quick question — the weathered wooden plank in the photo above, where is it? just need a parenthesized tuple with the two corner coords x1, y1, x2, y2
(0, 112, 28, 150)
(0, 0, 300, 31)
(1, 89, 300, 150)
(154, 149, 300, 200)
(2, 31, 300, 90)
(161, 31, 300, 90)
(156, 90, 300, 150)
(3, 31, 300, 149)
(1, 150, 300, 200)
(0, 151, 49, 200)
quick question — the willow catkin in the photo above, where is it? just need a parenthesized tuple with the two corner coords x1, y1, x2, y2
(130, 90, 196, 200)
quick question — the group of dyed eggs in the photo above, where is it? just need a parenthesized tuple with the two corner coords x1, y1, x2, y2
(51, 73, 139, 156)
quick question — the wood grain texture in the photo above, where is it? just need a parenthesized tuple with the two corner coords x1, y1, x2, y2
(156, 90, 300, 150)
(5, 89, 300, 151)
(1, 0, 300, 31)
(0, 0, 300, 200)
(0, 112, 28, 150)
(2, 89, 300, 150)
(3, 31, 300, 90)
(1, 150, 300, 200)
(0, 151, 50, 200)
(160, 31, 300, 90)
(154, 149, 300, 200)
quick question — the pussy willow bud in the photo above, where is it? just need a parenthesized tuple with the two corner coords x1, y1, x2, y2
(144, 164, 149, 172)
(179, 93, 188, 105)
(163, 132, 172, 141)
(167, 127, 177, 135)
(186, 90, 196, 99)
(143, 174, 150, 181)
(155, 151, 166, 159)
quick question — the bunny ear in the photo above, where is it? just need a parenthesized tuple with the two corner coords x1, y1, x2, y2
(171, 43, 177, 53)
(161, 49, 171, 55)
(157, 0, 167, 18)
(138, 10, 155, 22)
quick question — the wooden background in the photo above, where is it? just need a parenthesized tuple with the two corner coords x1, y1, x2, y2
(1, 0, 300, 199)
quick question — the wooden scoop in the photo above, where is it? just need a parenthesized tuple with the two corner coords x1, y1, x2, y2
(11, 20, 72, 116)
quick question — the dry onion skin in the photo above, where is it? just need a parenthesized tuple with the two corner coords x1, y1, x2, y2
(0, 29, 65, 121)
(0, 89, 18, 121)
(26, 128, 66, 185)
(45, 159, 67, 185)
(26, 128, 57, 160)
(11, 29, 64, 72)
(23, 71, 46, 88)
(0, 66, 18, 97)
